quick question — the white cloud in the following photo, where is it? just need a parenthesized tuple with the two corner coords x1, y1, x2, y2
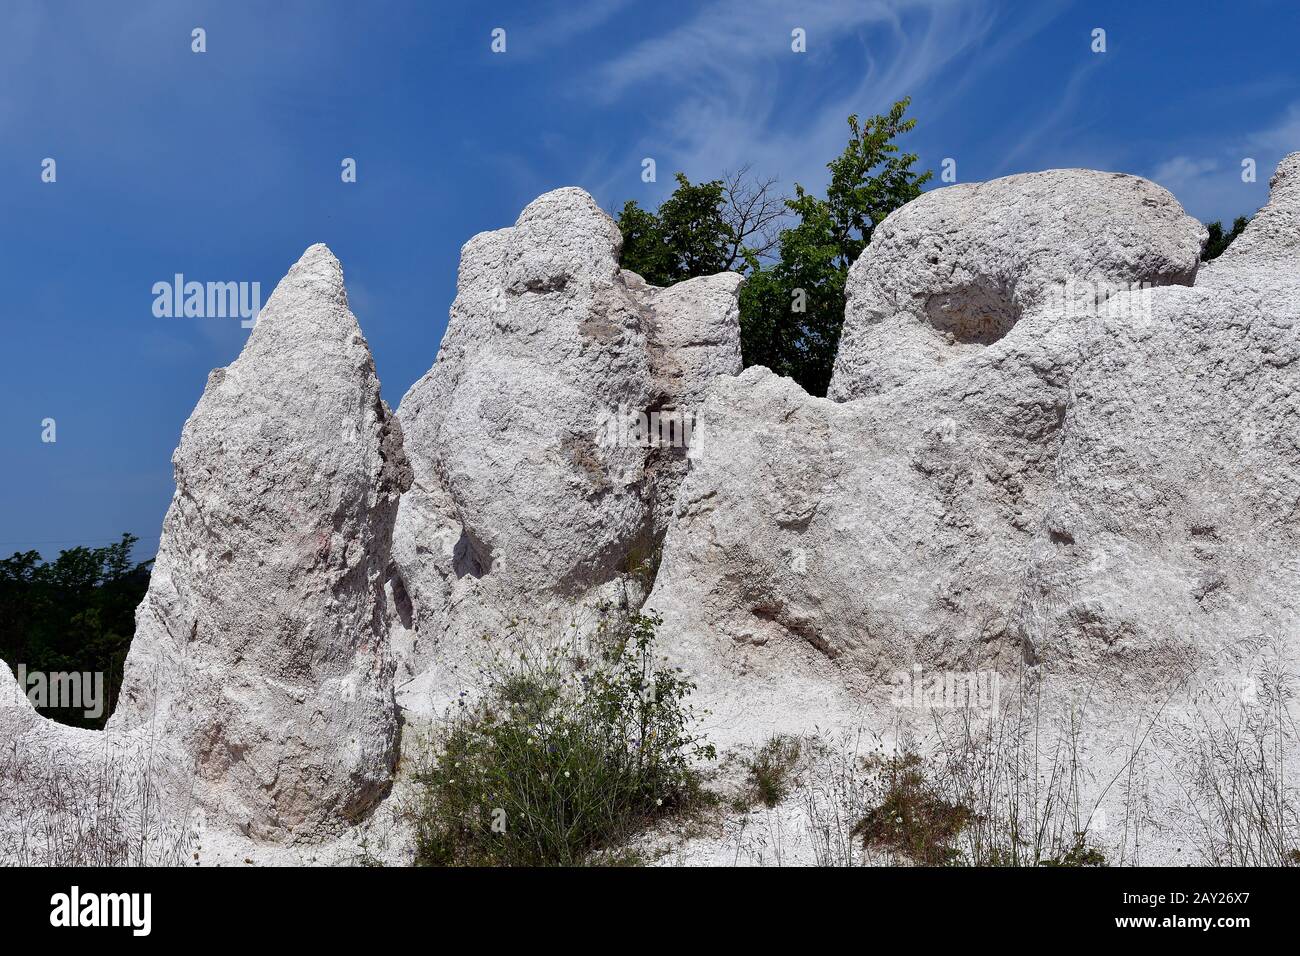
(513, 0, 635, 58)
(1247, 101, 1300, 153)
(1149, 156, 1221, 192)
(582, 0, 1010, 202)
(1145, 102, 1299, 222)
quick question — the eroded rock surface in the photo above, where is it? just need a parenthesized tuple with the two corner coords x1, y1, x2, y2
(1023, 153, 1300, 679)
(828, 168, 1205, 401)
(106, 245, 410, 841)
(648, 157, 1300, 745)
(390, 188, 741, 706)
(7, 157, 1298, 861)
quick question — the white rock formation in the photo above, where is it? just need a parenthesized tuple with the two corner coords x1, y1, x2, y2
(4, 247, 408, 854)
(1202, 152, 1300, 276)
(1022, 153, 1300, 681)
(0, 660, 33, 729)
(647, 157, 1300, 749)
(828, 169, 1205, 401)
(104, 244, 410, 841)
(390, 188, 741, 707)
(6, 157, 1298, 864)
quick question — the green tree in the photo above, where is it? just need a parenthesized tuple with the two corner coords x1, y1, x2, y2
(658, 173, 731, 279)
(743, 99, 931, 395)
(615, 199, 676, 286)
(616, 173, 731, 286)
(615, 98, 930, 396)
(1202, 215, 1250, 261)
(0, 534, 151, 729)
(617, 166, 789, 283)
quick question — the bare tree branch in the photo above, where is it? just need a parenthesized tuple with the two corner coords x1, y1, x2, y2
(720, 163, 788, 271)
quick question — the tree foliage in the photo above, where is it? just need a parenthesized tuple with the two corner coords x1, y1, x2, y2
(616, 166, 791, 287)
(616, 173, 731, 286)
(0, 534, 150, 729)
(1202, 215, 1250, 261)
(616, 98, 931, 396)
(741, 100, 931, 395)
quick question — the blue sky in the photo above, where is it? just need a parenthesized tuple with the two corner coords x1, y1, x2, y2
(2, 0, 1297, 561)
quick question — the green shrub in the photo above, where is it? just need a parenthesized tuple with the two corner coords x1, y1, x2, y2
(1038, 836, 1107, 867)
(745, 734, 802, 808)
(854, 752, 972, 866)
(409, 611, 715, 866)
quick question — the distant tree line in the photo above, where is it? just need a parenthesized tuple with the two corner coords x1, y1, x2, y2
(0, 534, 150, 729)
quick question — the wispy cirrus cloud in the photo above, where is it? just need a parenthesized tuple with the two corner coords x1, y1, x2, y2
(593, 0, 974, 99)
(1248, 101, 1300, 154)
(1150, 156, 1221, 192)
(994, 55, 1108, 175)
(512, 0, 635, 58)
(582, 0, 1006, 201)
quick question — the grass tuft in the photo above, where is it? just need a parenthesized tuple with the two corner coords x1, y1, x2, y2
(854, 752, 972, 865)
(744, 734, 802, 809)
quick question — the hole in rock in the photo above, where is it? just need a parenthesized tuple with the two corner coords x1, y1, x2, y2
(924, 281, 1021, 345)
